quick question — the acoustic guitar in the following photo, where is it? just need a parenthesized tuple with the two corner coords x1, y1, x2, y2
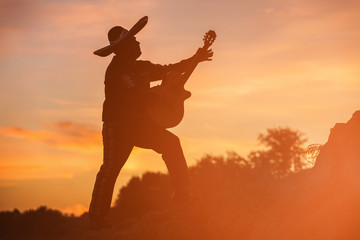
(146, 30, 216, 128)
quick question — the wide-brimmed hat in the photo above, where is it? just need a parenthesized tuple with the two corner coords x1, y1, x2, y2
(93, 16, 148, 57)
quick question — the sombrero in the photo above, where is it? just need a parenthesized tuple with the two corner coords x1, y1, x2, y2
(93, 16, 148, 57)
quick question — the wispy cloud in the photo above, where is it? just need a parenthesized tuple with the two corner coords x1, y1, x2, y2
(0, 122, 101, 153)
(0, 165, 74, 181)
(0, 0, 158, 55)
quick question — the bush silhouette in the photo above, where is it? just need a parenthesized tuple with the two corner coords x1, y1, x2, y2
(0, 206, 72, 239)
(113, 172, 172, 220)
(110, 127, 309, 238)
(5, 124, 357, 240)
(248, 127, 307, 177)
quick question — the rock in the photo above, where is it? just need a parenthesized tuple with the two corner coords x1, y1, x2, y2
(250, 110, 360, 240)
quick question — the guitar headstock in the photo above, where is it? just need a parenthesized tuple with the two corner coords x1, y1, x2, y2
(203, 30, 216, 49)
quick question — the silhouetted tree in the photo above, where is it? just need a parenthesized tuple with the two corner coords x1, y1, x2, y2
(111, 151, 278, 239)
(0, 126, 309, 239)
(0, 206, 74, 239)
(113, 172, 172, 220)
(248, 127, 307, 178)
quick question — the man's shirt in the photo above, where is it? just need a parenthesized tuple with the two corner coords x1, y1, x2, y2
(102, 55, 194, 124)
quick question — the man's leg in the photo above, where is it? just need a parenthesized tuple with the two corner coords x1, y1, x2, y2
(89, 122, 133, 227)
(161, 134, 191, 204)
(133, 119, 190, 204)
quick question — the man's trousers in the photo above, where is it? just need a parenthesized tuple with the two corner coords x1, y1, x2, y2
(89, 119, 190, 220)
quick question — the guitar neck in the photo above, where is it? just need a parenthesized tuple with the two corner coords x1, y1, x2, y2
(179, 54, 201, 86)
(179, 30, 215, 86)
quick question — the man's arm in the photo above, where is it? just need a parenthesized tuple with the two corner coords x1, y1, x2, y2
(165, 48, 213, 73)
(140, 48, 213, 82)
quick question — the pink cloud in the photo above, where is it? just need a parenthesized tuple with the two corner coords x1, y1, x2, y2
(0, 0, 156, 56)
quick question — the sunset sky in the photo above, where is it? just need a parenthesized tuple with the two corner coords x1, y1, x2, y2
(0, 0, 359, 215)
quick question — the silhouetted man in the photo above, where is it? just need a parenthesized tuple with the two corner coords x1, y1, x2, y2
(89, 16, 213, 229)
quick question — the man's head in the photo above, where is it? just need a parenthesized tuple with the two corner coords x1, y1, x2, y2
(93, 16, 148, 58)
(108, 26, 142, 60)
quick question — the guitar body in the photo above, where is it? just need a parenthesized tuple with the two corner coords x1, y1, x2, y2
(146, 30, 216, 129)
(147, 71, 191, 128)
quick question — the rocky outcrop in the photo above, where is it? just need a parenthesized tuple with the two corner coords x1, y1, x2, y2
(250, 111, 360, 240)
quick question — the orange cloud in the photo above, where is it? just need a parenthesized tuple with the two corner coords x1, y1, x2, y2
(0, 122, 101, 153)
(0, 165, 74, 182)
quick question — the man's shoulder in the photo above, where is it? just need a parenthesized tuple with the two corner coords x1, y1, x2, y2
(135, 60, 156, 67)
(135, 60, 164, 72)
